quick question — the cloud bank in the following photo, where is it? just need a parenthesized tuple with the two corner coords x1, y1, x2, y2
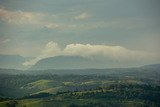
(23, 41, 159, 66)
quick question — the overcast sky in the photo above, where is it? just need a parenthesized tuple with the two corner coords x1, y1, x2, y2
(0, 0, 160, 67)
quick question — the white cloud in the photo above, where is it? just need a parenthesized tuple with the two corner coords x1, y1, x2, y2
(23, 41, 159, 66)
(23, 41, 61, 66)
(63, 44, 156, 61)
(0, 8, 147, 31)
(44, 23, 77, 29)
(74, 13, 90, 20)
(0, 8, 43, 25)
(0, 8, 78, 30)
(42, 41, 61, 56)
(1, 39, 10, 44)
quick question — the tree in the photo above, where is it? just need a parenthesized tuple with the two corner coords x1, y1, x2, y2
(6, 100, 18, 107)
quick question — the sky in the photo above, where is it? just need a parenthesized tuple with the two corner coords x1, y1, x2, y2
(0, 0, 160, 67)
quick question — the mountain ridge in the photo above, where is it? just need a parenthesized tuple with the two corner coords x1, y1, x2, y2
(30, 55, 160, 70)
(30, 56, 107, 70)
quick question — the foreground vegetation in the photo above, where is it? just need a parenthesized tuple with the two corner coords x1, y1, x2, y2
(0, 83, 160, 107)
(0, 73, 160, 107)
(0, 65, 160, 107)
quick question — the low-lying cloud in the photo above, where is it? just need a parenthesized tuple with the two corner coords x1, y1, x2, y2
(23, 41, 61, 66)
(23, 41, 159, 66)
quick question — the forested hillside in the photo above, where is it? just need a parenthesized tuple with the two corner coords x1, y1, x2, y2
(0, 64, 159, 107)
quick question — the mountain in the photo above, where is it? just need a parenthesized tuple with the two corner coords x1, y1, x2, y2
(30, 56, 107, 70)
(0, 63, 159, 80)
(140, 64, 160, 70)
(0, 54, 29, 69)
(30, 55, 160, 70)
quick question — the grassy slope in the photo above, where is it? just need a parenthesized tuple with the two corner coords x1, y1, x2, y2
(20, 79, 145, 95)
(0, 98, 156, 107)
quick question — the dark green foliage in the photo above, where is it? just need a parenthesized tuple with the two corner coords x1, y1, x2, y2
(23, 93, 52, 99)
(56, 84, 160, 105)
(0, 68, 160, 107)
(6, 100, 18, 107)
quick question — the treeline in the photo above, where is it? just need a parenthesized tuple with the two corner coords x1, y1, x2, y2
(56, 84, 160, 105)
(0, 74, 159, 98)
